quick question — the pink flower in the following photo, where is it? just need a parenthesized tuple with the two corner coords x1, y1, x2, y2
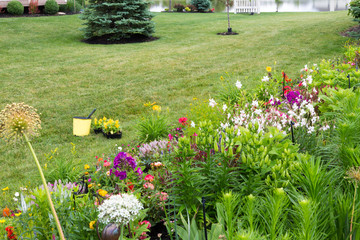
(144, 174, 154, 182)
(193, 132, 198, 137)
(168, 133, 173, 141)
(139, 220, 151, 229)
(103, 160, 111, 167)
(156, 192, 168, 201)
(178, 117, 188, 126)
(143, 182, 154, 190)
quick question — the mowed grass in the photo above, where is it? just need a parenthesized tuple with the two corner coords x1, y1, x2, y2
(0, 11, 354, 191)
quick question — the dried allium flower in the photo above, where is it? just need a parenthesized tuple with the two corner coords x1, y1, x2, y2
(346, 167, 360, 185)
(0, 103, 41, 143)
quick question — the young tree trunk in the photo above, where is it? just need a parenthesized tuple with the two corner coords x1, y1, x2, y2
(227, 3, 231, 32)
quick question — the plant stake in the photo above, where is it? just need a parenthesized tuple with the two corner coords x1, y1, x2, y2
(202, 197, 208, 240)
(290, 121, 295, 144)
(348, 74, 351, 89)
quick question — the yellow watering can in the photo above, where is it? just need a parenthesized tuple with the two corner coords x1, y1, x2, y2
(73, 109, 96, 136)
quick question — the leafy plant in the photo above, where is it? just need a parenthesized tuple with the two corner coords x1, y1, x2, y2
(29, 0, 40, 14)
(137, 113, 170, 143)
(190, 0, 211, 12)
(6, 0, 24, 15)
(174, 3, 185, 12)
(44, 0, 59, 14)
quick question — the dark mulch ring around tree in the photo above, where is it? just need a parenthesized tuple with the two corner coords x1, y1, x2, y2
(217, 31, 239, 35)
(82, 34, 159, 44)
(340, 24, 360, 37)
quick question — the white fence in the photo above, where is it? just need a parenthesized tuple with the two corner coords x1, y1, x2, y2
(234, 0, 260, 14)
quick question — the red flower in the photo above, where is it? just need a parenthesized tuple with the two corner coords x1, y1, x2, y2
(178, 117, 188, 126)
(127, 181, 134, 191)
(144, 174, 154, 182)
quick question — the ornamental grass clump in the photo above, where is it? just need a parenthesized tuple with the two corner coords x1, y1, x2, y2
(0, 103, 65, 240)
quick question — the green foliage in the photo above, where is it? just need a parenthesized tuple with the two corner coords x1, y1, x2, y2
(44, 0, 59, 14)
(6, 0, 24, 15)
(260, 188, 289, 240)
(43, 144, 82, 183)
(349, 0, 360, 20)
(188, 100, 225, 129)
(137, 113, 170, 143)
(319, 88, 360, 169)
(216, 191, 241, 240)
(59, 0, 82, 12)
(80, 0, 155, 41)
(190, 0, 210, 12)
(174, 3, 185, 12)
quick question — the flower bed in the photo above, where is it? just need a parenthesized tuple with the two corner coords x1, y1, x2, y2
(1, 42, 360, 239)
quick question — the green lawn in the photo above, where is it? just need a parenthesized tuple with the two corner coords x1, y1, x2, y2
(0, 11, 354, 192)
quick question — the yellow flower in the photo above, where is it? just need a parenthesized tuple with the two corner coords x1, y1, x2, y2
(2, 187, 9, 191)
(15, 212, 21, 217)
(152, 105, 161, 112)
(44, 163, 47, 170)
(266, 66, 272, 72)
(0, 219, 5, 223)
(220, 76, 224, 80)
(88, 184, 93, 188)
(84, 172, 89, 175)
(98, 189, 108, 197)
(192, 97, 197, 100)
(89, 220, 96, 230)
(84, 164, 90, 170)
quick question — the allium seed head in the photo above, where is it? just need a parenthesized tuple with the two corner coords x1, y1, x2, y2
(346, 167, 360, 184)
(0, 103, 41, 143)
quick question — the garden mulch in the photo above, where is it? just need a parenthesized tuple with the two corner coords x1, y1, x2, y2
(82, 35, 159, 45)
(341, 24, 360, 37)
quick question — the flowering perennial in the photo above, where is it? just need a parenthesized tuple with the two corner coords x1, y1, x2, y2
(110, 152, 142, 180)
(98, 194, 143, 226)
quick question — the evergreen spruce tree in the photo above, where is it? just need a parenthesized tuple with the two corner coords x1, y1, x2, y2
(81, 0, 154, 42)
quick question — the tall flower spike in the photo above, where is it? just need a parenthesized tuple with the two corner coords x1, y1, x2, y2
(0, 103, 41, 143)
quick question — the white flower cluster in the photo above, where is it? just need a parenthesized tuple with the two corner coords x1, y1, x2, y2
(98, 194, 143, 226)
(230, 96, 323, 135)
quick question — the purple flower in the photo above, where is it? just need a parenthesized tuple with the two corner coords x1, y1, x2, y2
(286, 91, 302, 105)
(114, 170, 127, 180)
(136, 167, 143, 176)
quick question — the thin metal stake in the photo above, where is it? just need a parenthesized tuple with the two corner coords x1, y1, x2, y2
(174, 196, 178, 240)
(348, 74, 351, 89)
(356, 62, 358, 72)
(290, 121, 295, 144)
(202, 197, 208, 240)
(283, 72, 286, 98)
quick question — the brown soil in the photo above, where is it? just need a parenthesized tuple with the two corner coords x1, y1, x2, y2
(340, 25, 360, 37)
(82, 34, 159, 45)
(217, 31, 239, 35)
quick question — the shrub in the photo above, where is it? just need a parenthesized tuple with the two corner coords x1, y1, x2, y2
(349, 0, 360, 20)
(190, 0, 210, 12)
(186, 4, 197, 11)
(6, 0, 24, 15)
(29, 0, 40, 14)
(81, 0, 155, 41)
(44, 0, 59, 14)
(174, 3, 185, 12)
(66, 0, 82, 12)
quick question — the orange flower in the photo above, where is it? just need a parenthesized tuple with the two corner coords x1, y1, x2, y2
(2, 207, 11, 217)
